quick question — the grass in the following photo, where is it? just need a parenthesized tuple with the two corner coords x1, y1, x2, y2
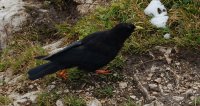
(122, 98, 138, 106)
(36, 92, 59, 106)
(93, 85, 114, 98)
(0, 95, 11, 105)
(0, 0, 199, 104)
(192, 96, 200, 106)
(36, 92, 86, 106)
(63, 95, 86, 106)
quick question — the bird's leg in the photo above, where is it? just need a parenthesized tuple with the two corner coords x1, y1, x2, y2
(95, 70, 111, 74)
(56, 69, 68, 80)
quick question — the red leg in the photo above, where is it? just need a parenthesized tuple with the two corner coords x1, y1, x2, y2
(95, 70, 111, 74)
(57, 70, 68, 80)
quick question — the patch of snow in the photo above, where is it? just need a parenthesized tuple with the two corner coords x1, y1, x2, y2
(0, 0, 29, 49)
(144, 0, 168, 28)
(150, 16, 169, 28)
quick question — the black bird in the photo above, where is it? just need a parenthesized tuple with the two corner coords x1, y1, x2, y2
(28, 23, 135, 80)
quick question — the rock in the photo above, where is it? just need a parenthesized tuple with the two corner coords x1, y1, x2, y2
(64, 89, 69, 93)
(119, 82, 128, 89)
(144, 100, 164, 106)
(154, 78, 162, 83)
(172, 96, 184, 102)
(87, 98, 102, 106)
(56, 99, 64, 106)
(163, 33, 171, 39)
(47, 85, 56, 91)
(149, 84, 158, 91)
(8, 75, 23, 84)
(184, 89, 193, 98)
(130, 95, 137, 100)
(43, 39, 64, 54)
(9, 91, 40, 105)
(0, 0, 28, 49)
(167, 84, 173, 90)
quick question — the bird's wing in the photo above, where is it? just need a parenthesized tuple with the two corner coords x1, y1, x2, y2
(36, 41, 83, 60)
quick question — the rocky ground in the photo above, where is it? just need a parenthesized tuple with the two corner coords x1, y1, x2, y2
(1, 46, 200, 106)
(0, 0, 200, 106)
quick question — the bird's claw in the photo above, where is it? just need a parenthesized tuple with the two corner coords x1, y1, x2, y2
(57, 70, 68, 80)
(95, 70, 111, 74)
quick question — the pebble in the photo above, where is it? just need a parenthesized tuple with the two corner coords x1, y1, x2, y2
(149, 84, 158, 90)
(119, 82, 128, 89)
(173, 96, 184, 102)
(163, 33, 171, 39)
(56, 99, 64, 106)
(167, 84, 173, 90)
(130, 95, 137, 100)
(47, 85, 56, 91)
(154, 78, 162, 83)
(87, 98, 102, 106)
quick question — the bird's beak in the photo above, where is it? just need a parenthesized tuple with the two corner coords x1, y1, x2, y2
(135, 26, 144, 30)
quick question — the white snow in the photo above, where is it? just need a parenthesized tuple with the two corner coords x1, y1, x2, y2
(144, 0, 168, 28)
(0, 0, 28, 49)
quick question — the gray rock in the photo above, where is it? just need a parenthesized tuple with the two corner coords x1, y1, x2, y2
(119, 82, 128, 89)
(144, 100, 164, 106)
(87, 98, 102, 106)
(154, 78, 162, 83)
(56, 99, 64, 106)
(172, 96, 184, 102)
(149, 84, 158, 90)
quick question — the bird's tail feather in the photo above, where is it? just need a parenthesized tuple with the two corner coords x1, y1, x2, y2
(28, 62, 62, 80)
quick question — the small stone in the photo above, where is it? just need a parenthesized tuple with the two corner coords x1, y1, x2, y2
(130, 95, 137, 100)
(149, 84, 158, 90)
(154, 78, 162, 83)
(190, 96, 195, 100)
(29, 85, 34, 89)
(119, 82, 128, 89)
(175, 62, 180, 66)
(173, 96, 184, 102)
(152, 92, 158, 95)
(56, 91, 62, 95)
(167, 84, 173, 90)
(163, 33, 171, 39)
(144, 100, 164, 106)
(184, 89, 193, 98)
(47, 85, 55, 91)
(87, 98, 102, 106)
(64, 89, 69, 93)
(56, 99, 64, 106)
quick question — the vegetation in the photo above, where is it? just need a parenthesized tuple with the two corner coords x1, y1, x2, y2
(0, 0, 199, 105)
(93, 85, 114, 98)
(0, 95, 11, 105)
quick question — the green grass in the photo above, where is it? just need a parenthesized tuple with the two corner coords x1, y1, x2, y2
(122, 98, 138, 106)
(0, 95, 11, 105)
(192, 96, 200, 106)
(93, 85, 114, 98)
(36, 92, 59, 106)
(1, 0, 199, 74)
(63, 95, 86, 106)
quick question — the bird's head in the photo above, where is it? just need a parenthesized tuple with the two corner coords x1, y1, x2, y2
(111, 23, 135, 38)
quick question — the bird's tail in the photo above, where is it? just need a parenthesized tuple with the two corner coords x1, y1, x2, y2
(28, 62, 62, 80)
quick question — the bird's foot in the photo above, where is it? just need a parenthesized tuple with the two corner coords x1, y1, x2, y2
(57, 70, 68, 80)
(95, 70, 111, 74)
